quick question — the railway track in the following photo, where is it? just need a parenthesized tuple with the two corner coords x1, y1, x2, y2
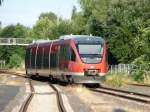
(19, 80, 66, 112)
(90, 86, 150, 104)
(19, 78, 34, 112)
(0, 69, 27, 78)
(49, 83, 66, 112)
(0, 70, 67, 112)
(128, 83, 150, 87)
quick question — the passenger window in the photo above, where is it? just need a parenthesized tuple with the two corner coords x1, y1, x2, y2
(71, 48, 76, 62)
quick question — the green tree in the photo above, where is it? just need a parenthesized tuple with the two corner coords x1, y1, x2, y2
(31, 17, 57, 39)
(79, 0, 110, 22)
(0, 25, 15, 38)
(8, 54, 22, 68)
(78, 0, 110, 35)
(14, 23, 28, 38)
(71, 9, 87, 34)
(86, 16, 104, 36)
(0, 24, 28, 38)
(106, 0, 150, 63)
(31, 11, 74, 39)
(56, 20, 73, 37)
(0, 46, 24, 65)
(0, 23, 26, 68)
(39, 12, 57, 22)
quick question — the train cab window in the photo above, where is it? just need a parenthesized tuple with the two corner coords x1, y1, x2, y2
(71, 48, 76, 62)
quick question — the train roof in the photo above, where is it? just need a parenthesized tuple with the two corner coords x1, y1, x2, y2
(60, 35, 104, 44)
(60, 35, 103, 40)
(28, 35, 104, 47)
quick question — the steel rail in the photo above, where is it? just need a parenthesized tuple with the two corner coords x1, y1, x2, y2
(100, 86, 150, 98)
(0, 70, 66, 112)
(49, 83, 66, 112)
(128, 83, 150, 87)
(19, 79, 34, 112)
(0, 70, 27, 78)
(0, 70, 33, 112)
(90, 86, 150, 104)
(0, 70, 67, 112)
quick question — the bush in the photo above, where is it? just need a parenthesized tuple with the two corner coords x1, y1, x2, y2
(131, 55, 150, 83)
(8, 54, 22, 68)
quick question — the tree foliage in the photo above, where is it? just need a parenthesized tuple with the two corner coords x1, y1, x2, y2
(0, 24, 28, 38)
(32, 17, 57, 39)
(32, 12, 73, 39)
(0, 24, 27, 68)
(39, 12, 57, 21)
(106, 0, 150, 63)
(8, 54, 23, 68)
(0, 25, 16, 38)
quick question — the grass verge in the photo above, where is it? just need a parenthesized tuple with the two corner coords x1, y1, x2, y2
(105, 72, 133, 87)
(143, 74, 150, 84)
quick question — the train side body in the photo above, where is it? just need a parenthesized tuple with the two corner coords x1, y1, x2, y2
(25, 35, 108, 83)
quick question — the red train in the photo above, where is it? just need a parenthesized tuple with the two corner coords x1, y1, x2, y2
(25, 35, 108, 84)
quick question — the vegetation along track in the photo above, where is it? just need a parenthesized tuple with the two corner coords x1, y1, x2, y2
(90, 86, 150, 104)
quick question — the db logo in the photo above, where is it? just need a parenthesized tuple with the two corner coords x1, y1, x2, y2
(90, 66, 94, 69)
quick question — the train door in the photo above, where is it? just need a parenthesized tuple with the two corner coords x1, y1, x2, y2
(59, 44, 70, 74)
(31, 46, 36, 74)
(43, 45, 50, 76)
(36, 46, 42, 75)
(49, 43, 52, 76)
(41, 47, 44, 70)
(56, 44, 60, 76)
(35, 44, 39, 74)
(29, 48, 32, 69)
(50, 44, 59, 76)
(68, 46, 77, 73)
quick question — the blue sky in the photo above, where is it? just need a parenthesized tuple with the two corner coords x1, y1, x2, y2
(0, 0, 80, 27)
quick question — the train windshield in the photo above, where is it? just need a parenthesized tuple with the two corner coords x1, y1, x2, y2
(77, 44, 103, 64)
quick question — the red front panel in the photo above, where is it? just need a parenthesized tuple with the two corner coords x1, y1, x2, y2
(68, 41, 108, 75)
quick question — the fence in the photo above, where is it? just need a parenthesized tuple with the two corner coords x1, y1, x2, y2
(109, 64, 150, 75)
(109, 64, 135, 74)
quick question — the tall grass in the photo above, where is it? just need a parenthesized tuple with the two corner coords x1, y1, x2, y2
(105, 72, 133, 87)
(143, 73, 150, 84)
(105, 72, 150, 87)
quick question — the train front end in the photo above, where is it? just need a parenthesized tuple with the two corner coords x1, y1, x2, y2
(69, 36, 108, 84)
